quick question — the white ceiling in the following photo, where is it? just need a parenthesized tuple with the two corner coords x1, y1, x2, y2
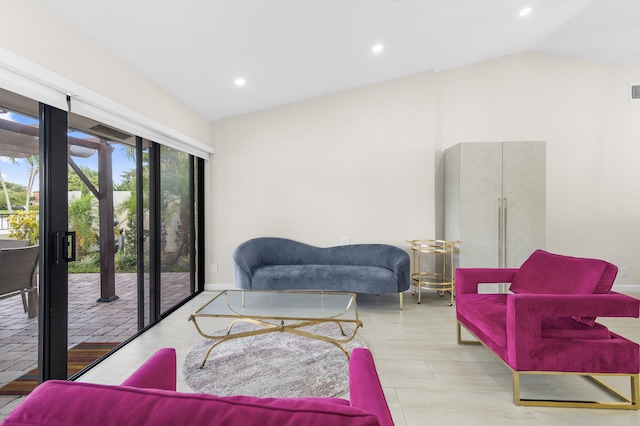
(36, 0, 640, 121)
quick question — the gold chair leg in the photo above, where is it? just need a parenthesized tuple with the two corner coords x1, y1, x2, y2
(461, 321, 638, 409)
(513, 370, 639, 409)
(456, 322, 481, 345)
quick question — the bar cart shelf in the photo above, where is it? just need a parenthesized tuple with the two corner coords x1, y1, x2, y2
(406, 239, 456, 306)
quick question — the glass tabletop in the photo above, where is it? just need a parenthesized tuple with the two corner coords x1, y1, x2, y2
(193, 290, 359, 323)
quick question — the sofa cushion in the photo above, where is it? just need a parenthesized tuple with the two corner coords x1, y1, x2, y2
(593, 262, 618, 294)
(575, 262, 619, 326)
(3, 380, 382, 426)
(509, 250, 608, 295)
(457, 294, 508, 348)
(510, 250, 618, 326)
(541, 317, 611, 339)
(458, 295, 612, 352)
(251, 265, 398, 294)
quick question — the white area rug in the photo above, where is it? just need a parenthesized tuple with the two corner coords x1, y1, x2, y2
(182, 321, 367, 398)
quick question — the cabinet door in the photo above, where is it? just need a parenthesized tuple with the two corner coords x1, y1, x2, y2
(458, 142, 502, 267)
(502, 141, 546, 268)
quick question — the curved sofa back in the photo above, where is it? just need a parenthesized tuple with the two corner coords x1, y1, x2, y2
(233, 237, 410, 291)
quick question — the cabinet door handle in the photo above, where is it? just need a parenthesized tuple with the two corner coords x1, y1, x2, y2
(503, 198, 507, 267)
(498, 198, 504, 268)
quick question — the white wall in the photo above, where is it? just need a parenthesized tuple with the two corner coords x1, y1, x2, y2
(0, 0, 215, 282)
(211, 72, 436, 283)
(436, 52, 640, 285)
(0, 0, 211, 144)
(212, 51, 640, 286)
(2, 1, 637, 287)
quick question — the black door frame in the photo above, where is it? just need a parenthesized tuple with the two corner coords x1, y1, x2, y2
(36, 103, 205, 383)
(38, 104, 69, 381)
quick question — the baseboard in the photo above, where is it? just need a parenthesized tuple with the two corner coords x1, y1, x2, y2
(203, 283, 639, 293)
(204, 283, 235, 291)
(611, 284, 640, 293)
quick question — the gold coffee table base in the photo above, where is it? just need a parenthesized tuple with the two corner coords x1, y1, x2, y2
(189, 317, 361, 368)
(188, 290, 363, 368)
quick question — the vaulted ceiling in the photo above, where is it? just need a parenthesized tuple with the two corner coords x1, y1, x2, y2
(36, 0, 640, 121)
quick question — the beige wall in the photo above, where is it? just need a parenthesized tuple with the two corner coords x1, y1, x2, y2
(211, 72, 436, 283)
(0, 0, 211, 143)
(212, 52, 640, 286)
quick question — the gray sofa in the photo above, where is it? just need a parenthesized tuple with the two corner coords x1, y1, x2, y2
(233, 237, 410, 309)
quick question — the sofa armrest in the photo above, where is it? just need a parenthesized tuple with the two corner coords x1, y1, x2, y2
(349, 348, 394, 426)
(391, 251, 411, 292)
(121, 348, 177, 391)
(456, 268, 519, 295)
(233, 263, 253, 289)
(508, 292, 640, 341)
(508, 292, 640, 327)
(232, 243, 257, 289)
(506, 293, 640, 372)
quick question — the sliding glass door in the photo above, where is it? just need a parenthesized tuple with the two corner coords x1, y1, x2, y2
(65, 112, 142, 359)
(0, 87, 204, 394)
(0, 89, 42, 395)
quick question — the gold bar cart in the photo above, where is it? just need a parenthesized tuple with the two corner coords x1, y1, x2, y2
(406, 239, 456, 306)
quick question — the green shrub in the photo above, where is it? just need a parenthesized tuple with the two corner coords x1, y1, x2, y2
(68, 253, 100, 273)
(114, 251, 138, 272)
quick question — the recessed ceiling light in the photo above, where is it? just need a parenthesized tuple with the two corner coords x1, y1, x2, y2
(234, 78, 246, 87)
(372, 44, 384, 54)
(519, 7, 532, 17)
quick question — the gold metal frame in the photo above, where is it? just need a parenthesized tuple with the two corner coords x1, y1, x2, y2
(407, 239, 456, 305)
(457, 322, 639, 409)
(189, 290, 363, 368)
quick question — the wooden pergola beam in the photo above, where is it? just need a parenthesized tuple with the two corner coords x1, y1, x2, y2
(97, 140, 117, 302)
(0, 116, 119, 302)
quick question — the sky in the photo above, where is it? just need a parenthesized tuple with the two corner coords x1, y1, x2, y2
(0, 111, 134, 191)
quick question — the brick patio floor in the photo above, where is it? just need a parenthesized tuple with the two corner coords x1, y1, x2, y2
(0, 272, 190, 408)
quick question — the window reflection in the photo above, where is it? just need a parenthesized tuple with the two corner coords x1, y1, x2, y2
(160, 145, 193, 313)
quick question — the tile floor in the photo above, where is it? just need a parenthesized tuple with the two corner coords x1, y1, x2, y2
(2, 289, 640, 425)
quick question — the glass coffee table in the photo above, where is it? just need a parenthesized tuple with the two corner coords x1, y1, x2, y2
(188, 290, 363, 368)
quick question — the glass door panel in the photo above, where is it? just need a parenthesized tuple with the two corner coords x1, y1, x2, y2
(159, 145, 193, 314)
(66, 113, 139, 358)
(0, 87, 202, 398)
(0, 89, 40, 401)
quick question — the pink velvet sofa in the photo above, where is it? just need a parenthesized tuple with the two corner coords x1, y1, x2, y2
(2, 347, 394, 425)
(456, 249, 640, 409)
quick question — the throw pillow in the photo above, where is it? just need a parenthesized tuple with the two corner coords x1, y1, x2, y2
(509, 249, 616, 326)
(509, 250, 608, 295)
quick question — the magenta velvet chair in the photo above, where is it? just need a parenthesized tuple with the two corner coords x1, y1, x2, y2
(456, 250, 640, 409)
(2, 348, 394, 425)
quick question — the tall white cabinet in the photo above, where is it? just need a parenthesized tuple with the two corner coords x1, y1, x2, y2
(444, 141, 546, 270)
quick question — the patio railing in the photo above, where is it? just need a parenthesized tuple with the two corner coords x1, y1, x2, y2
(0, 214, 10, 231)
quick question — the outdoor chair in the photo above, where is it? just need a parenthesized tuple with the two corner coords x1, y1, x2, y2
(0, 239, 29, 249)
(0, 245, 39, 318)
